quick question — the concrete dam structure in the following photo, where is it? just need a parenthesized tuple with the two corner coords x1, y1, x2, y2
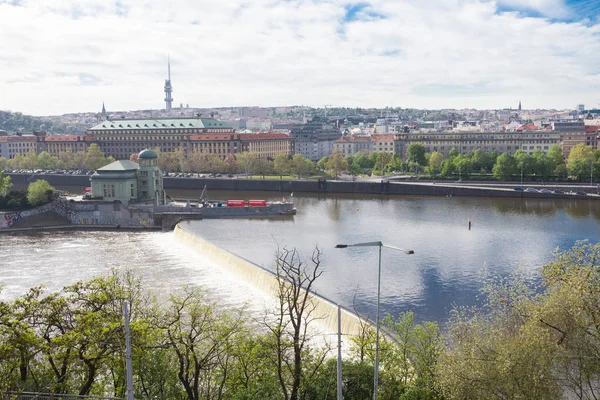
(173, 223, 367, 337)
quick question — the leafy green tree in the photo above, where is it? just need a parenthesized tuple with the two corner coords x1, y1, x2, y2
(567, 144, 596, 181)
(453, 154, 472, 179)
(440, 159, 456, 177)
(438, 242, 600, 399)
(274, 154, 292, 176)
(406, 143, 427, 165)
(71, 151, 87, 170)
(291, 154, 310, 178)
(514, 150, 535, 179)
(23, 150, 38, 170)
(531, 149, 554, 180)
(325, 149, 348, 178)
(547, 145, 564, 167)
(36, 151, 59, 170)
(470, 149, 493, 173)
(83, 144, 108, 171)
(448, 148, 459, 159)
(236, 152, 258, 176)
(389, 153, 404, 172)
(349, 162, 362, 176)
(374, 152, 392, 175)
(427, 152, 444, 176)
(353, 153, 373, 169)
(492, 153, 518, 180)
(255, 157, 274, 178)
(26, 179, 54, 206)
(0, 171, 12, 196)
(10, 154, 25, 170)
(316, 156, 328, 171)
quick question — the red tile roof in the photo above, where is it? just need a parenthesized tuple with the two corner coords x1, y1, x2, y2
(190, 134, 237, 141)
(370, 134, 395, 142)
(585, 126, 600, 133)
(516, 123, 538, 131)
(334, 135, 372, 143)
(45, 135, 82, 142)
(238, 133, 290, 140)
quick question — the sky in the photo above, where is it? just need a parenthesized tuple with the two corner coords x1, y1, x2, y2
(1, 0, 600, 116)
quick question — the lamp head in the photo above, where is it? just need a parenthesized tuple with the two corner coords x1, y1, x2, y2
(335, 244, 348, 249)
(406, 250, 415, 255)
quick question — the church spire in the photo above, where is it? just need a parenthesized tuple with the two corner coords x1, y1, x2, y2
(518, 100, 522, 111)
(101, 102, 107, 120)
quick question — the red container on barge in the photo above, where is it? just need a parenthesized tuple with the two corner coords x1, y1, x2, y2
(248, 199, 267, 207)
(226, 200, 245, 207)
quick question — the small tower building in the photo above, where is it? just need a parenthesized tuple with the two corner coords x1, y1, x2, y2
(137, 149, 165, 205)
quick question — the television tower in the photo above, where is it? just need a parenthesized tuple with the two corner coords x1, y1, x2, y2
(164, 56, 173, 111)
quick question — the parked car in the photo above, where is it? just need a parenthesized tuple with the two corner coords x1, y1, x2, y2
(513, 187, 524, 191)
(524, 187, 538, 193)
(575, 191, 588, 196)
(539, 188, 553, 194)
(552, 189, 564, 194)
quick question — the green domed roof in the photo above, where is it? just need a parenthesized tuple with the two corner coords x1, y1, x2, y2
(138, 149, 158, 159)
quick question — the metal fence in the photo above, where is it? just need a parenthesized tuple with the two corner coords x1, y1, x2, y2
(3, 392, 124, 400)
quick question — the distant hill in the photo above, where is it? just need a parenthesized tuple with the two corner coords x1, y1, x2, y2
(0, 110, 67, 134)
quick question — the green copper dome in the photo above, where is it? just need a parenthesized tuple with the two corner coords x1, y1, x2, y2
(138, 149, 158, 159)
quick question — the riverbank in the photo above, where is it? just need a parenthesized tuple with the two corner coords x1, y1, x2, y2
(0, 224, 162, 234)
(6, 173, 598, 200)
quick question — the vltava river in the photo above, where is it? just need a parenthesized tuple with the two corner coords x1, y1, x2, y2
(2, 191, 600, 324)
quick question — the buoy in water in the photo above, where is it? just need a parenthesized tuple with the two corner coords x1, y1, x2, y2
(468, 219, 472, 231)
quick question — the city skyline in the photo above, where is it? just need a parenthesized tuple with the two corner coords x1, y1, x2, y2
(1, 0, 600, 115)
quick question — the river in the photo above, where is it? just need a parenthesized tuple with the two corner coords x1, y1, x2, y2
(2, 189, 599, 325)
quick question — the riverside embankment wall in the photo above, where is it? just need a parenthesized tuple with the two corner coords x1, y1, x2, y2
(7, 173, 596, 200)
(0, 199, 154, 229)
(174, 223, 367, 337)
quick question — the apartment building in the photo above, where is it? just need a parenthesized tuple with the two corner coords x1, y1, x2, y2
(290, 119, 341, 161)
(370, 134, 396, 155)
(239, 133, 293, 158)
(395, 132, 560, 158)
(0, 134, 40, 159)
(333, 136, 372, 156)
(44, 135, 95, 156)
(560, 128, 599, 158)
(189, 133, 293, 159)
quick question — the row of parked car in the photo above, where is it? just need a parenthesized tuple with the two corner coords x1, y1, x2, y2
(514, 187, 588, 196)
(164, 172, 235, 178)
(4, 169, 95, 176)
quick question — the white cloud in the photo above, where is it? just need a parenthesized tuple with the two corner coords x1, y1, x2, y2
(0, 0, 599, 115)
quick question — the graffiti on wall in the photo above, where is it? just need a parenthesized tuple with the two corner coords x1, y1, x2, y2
(1, 200, 153, 229)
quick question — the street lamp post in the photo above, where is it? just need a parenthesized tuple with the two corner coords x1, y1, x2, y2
(336, 241, 414, 400)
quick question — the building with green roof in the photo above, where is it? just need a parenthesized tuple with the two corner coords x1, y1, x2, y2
(90, 149, 165, 205)
(86, 117, 234, 160)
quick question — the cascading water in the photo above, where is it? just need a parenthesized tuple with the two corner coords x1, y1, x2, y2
(173, 223, 368, 337)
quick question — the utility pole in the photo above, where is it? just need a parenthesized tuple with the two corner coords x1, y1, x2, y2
(591, 159, 594, 187)
(337, 305, 342, 400)
(124, 300, 134, 400)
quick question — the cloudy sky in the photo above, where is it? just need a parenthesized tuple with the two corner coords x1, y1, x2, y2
(1, 0, 600, 116)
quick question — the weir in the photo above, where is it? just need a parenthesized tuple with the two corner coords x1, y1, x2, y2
(173, 223, 368, 337)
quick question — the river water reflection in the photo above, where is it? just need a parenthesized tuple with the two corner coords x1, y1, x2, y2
(3, 189, 600, 325)
(177, 190, 600, 323)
